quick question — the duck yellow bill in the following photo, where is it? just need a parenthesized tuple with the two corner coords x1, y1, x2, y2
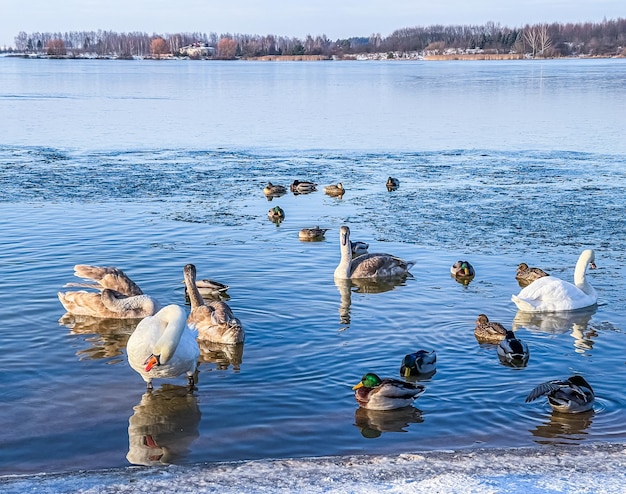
(352, 382, 364, 390)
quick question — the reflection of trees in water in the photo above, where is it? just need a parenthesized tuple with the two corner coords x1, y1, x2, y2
(512, 307, 598, 354)
(198, 341, 244, 371)
(354, 406, 423, 438)
(59, 313, 139, 362)
(127, 384, 201, 466)
(530, 410, 594, 445)
(335, 276, 411, 325)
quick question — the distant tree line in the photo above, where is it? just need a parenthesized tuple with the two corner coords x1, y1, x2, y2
(7, 18, 626, 59)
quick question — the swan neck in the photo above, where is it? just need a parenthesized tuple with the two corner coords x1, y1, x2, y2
(335, 228, 353, 278)
(574, 250, 593, 294)
(184, 265, 205, 309)
(154, 305, 186, 364)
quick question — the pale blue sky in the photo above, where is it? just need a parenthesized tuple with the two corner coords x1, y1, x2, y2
(1, 0, 623, 48)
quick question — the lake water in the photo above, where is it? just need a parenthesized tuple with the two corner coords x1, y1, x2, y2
(1, 57, 626, 476)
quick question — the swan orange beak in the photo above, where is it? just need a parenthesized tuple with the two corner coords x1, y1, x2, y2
(144, 354, 159, 372)
(352, 382, 364, 390)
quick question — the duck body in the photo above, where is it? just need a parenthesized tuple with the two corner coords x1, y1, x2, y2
(386, 177, 400, 190)
(334, 225, 414, 279)
(450, 260, 475, 280)
(190, 278, 229, 299)
(183, 263, 244, 345)
(290, 180, 317, 194)
(58, 264, 160, 319)
(299, 226, 329, 241)
(512, 249, 597, 312)
(263, 182, 287, 197)
(324, 183, 345, 196)
(474, 314, 508, 344)
(525, 375, 594, 413)
(267, 206, 285, 222)
(400, 350, 437, 377)
(126, 304, 200, 389)
(352, 373, 425, 410)
(497, 331, 529, 366)
(516, 263, 549, 287)
(351, 240, 369, 257)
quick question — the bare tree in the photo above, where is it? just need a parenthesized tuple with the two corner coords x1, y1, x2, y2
(538, 24, 553, 56)
(524, 26, 539, 57)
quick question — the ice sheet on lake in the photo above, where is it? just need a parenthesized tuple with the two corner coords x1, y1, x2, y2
(2, 443, 626, 493)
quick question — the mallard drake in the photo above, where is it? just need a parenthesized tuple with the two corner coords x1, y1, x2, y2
(525, 375, 594, 413)
(267, 206, 285, 222)
(352, 373, 425, 410)
(516, 262, 549, 287)
(334, 225, 415, 279)
(290, 180, 317, 194)
(474, 314, 508, 344)
(58, 264, 160, 319)
(126, 304, 200, 389)
(183, 263, 244, 345)
(324, 183, 345, 196)
(512, 249, 597, 312)
(400, 350, 437, 377)
(497, 330, 529, 366)
(299, 226, 329, 241)
(351, 240, 369, 257)
(386, 177, 400, 189)
(263, 182, 287, 197)
(189, 278, 229, 299)
(450, 260, 475, 280)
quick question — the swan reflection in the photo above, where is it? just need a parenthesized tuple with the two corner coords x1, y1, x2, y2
(127, 384, 201, 466)
(59, 312, 138, 361)
(354, 406, 423, 438)
(198, 341, 244, 371)
(335, 276, 410, 325)
(530, 410, 594, 445)
(512, 307, 597, 354)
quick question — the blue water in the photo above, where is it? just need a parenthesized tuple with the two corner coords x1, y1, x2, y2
(0, 57, 625, 475)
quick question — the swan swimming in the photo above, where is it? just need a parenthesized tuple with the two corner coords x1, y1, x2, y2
(126, 304, 200, 389)
(334, 225, 414, 279)
(512, 249, 597, 312)
(183, 263, 244, 344)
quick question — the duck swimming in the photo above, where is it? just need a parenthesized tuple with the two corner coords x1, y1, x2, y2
(126, 304, 200, 390)
(267, 206, 285, 223)
(185, 277, 229, 300)
(386, 177, 400, 190)
(450, 260, 475, 282)
(525, 375, 594, 413)
(324, 183, 345, 197)
(474, 314, 508, 344)
(58, 264, 160, 319)
(516, 262, 549, 287)
(334, 225, 414, 279)
(290, 180, 317, 194)
(263, 182, 287, 197)
(497, 330, 529, 366)
(352, 373, 425, 410)
(351, 240, 369, 257)
(400, 350, 437, 377)
(299, 226, 329, 241)
(512, 249, 597, 312)
(183, 263, 244, 345)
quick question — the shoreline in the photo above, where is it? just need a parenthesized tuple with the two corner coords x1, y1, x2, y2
(3, 443, 626, 493)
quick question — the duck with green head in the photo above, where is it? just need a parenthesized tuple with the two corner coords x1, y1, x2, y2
(352, 372, 425, 410)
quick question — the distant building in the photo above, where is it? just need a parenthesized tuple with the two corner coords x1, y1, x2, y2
(179, 42, 215, 58)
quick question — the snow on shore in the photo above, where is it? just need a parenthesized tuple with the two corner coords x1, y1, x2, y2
(2, 443, 626, 493)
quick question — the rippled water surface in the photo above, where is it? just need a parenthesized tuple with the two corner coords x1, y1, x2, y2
(0, 57, 625, 475)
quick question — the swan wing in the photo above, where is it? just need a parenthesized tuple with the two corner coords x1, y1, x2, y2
(512, 276, 596, 312)
(73, 264, 144, 296)
(350, 253, 414, 279)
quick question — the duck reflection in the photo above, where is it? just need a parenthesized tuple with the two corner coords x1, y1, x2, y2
(198, 341, 244, 371)
(335, 277, 410, 325)
(530, 410, 594, 445)
(512, 307, 597, 354)
(354, 406, 423, 438)
(58, 313, 139, 361)
(126, 384, 201, 466)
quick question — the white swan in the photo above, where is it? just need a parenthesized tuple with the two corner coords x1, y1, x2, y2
(334, 225, 415, 279)
(183, 263, 244, 344)
(511, 249, 597, 312)
(58, 264, 160, 318)
(126, 305, 200, 389)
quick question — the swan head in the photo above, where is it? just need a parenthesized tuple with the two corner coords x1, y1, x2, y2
(339, 225, 351, 248)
